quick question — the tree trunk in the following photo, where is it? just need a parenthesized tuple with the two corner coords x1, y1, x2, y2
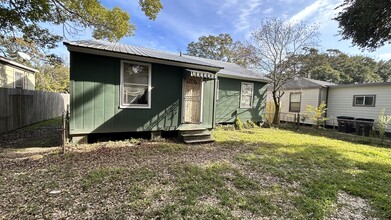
(272, 104, 280, 125)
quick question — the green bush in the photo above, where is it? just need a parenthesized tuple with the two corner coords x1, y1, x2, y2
(234, 117, 244, 130)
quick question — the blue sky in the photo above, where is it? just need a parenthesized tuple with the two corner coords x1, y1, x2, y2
(53, 0, 391, 61)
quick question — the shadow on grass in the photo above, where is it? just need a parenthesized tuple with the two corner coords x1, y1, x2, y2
(0, 117, 62, 148)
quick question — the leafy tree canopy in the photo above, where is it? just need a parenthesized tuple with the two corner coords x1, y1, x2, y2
(335, 0, 391, 50)
(0, 0, 163, 59)
(293, 48, 389, 84)
(186, 34, 259, 68)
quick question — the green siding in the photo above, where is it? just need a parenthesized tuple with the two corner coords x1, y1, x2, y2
(216, 77, 267, 123)
(201, 79, 215, 127)
(69, 52, 215, 135)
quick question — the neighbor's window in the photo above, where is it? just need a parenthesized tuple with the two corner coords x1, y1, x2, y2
(353, 95, 375, 107)
(240, 82, 254, 108)
(289, 92, 301, 112)
(14, 71, 24, 89)
(121, 60, 151, 108)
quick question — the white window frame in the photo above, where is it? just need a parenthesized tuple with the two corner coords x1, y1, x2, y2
(353, 95, 376, 107)
(14, 70, 24, 89)
(240, 82, 254, 109)
(120, 60, 152, 109)
(289, 92, 302, 112)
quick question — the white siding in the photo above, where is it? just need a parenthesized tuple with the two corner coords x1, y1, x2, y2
(326, 86, 391, 131)
(280, 88, 321, 124)
(0, 64, 35, 90)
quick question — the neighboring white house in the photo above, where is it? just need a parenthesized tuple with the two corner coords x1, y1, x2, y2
(0, 56, 37, 90)
(267, 77, 335, 125)
(326, 82, 391, 131)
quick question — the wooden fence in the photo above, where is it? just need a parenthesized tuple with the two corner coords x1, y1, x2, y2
(0, 88, 69, 134)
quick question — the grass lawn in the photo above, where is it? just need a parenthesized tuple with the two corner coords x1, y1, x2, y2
(1, 126, 390, 219)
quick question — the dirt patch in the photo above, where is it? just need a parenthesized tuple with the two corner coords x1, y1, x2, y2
(327, 191, 378, 220)
(0, 118, 62, 148)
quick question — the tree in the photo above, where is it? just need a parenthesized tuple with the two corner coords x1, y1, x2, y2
(377, 60, 391, 82)
(36, 62, 70, 93)
(0, 0, 163, 59)
(250, 18, 319, 124)
(186, 34, 259, 68)
(334, 0, 391, 50)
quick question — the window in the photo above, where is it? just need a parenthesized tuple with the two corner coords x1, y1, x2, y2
(120, 60, 151, 108)
(353, 95, 375, 107)
(240, 82, 254, 108)
(289, 92, 301, 112)
(14, 71, 24, 89)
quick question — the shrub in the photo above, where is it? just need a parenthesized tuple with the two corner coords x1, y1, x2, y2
(377, 108, 391, 143)
(246, 120, 258, 129)
(234, 117, 244, 130)
(305, 102, 328, 128)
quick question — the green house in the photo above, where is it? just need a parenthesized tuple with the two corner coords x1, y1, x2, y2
(64, 40, 269, 143)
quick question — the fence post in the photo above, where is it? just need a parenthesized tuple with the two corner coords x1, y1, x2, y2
(62, 111, 66, 154)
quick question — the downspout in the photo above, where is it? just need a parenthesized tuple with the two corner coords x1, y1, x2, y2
(324, 86, 330, 126)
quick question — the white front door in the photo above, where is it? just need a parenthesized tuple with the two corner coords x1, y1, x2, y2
(183, 76, 202, 123)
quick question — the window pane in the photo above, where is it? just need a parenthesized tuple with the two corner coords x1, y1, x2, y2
(290, 102, 300, 112)
(123, 63, 149, 85)
(355, 96, 364, 105)
(364, 96, 374, 106)
(290, 93, 301, 102)
(241, 95, 252, 108)
(123, 85, 148, 105)
(15, 72, 23, 88)
(241, 83, 253, 96)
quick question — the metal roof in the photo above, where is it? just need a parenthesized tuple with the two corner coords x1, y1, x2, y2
(327, 81, 391, 88)
(183, 55, 270, 82)
(283, 77, 335, 90)
(64, 40, 270, 82)
(64, 40, 223, 70)
(0, 56, 38, 73)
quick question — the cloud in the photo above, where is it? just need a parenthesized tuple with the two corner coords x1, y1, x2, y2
(235, 0, 263, 31)
(379, 53, 391, 60)
(288, 0, 343, 28)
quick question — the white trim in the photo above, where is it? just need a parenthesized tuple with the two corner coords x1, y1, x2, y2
(240, 82, 254, 109)
(216, 79, 219, 100)
(0, 56, 38, 73)
(217, 73, 269, 83)
(66, 45, 222, 72)
(120, 60, 152, 109)
(200, 80, 204, 123)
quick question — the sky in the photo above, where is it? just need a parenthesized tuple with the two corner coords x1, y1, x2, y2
(52, 0, 391, 61)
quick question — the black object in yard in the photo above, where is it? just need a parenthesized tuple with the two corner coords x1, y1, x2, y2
(355, 118, 374, 136)
(337, 116, 355, 133)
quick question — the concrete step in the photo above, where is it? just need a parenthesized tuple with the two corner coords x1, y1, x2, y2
(183, 138, 215, 144)
(179, 128, 209, 135)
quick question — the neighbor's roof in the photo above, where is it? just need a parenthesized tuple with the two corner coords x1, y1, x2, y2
(0, 56, 38, 73)
(64, 40, 223, 70)
(283, 77, 335, 90)
(183, 55, 270, 82)
(64, 40, 269, 82)
(328, 81, 391, 88)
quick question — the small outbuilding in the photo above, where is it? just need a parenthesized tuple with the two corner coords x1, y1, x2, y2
(64, 40, 269, 143)
(267, 77, 335, 125)
(0, 56, 37, 90)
